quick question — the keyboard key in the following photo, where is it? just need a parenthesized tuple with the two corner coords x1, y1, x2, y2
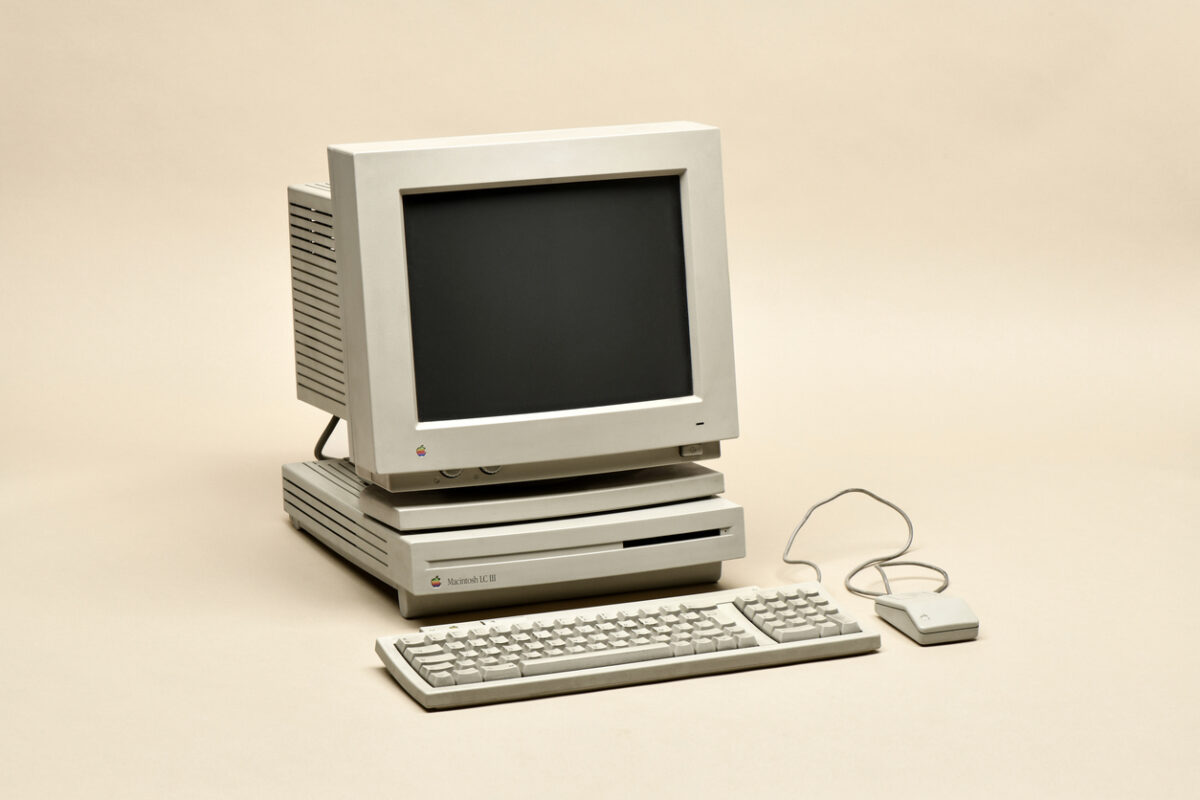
(452, 668, 482, 684)
(521, 643, 672, 676)
(481, 664, 521, 681)
(402, 644, 443, 662)
(412, 652, 455, 669)
(425, 669, 455, 687)
(775, 625, 819, 642)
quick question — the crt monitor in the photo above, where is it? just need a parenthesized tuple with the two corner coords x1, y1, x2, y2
(322, 122, 738, 492)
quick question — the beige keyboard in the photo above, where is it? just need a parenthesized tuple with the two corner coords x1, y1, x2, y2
(376, 582, 880, 709)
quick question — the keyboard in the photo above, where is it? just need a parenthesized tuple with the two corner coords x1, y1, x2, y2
(376, 582, 880, 709)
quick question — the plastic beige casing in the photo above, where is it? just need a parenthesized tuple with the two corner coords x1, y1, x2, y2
(327, 122, 738, 491)
(281, 460, 745, 618)
(376, 583, 881, 709)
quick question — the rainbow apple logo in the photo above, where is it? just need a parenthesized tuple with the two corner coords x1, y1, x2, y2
(416, 444, 427, 457)
(430, 575, 441, 588)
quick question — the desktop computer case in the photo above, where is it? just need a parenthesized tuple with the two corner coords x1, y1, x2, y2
(283, 460, 745, 617)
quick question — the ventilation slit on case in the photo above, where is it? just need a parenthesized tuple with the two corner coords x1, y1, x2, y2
(282, 461, 391, 575)
(288, 183, 348, 418)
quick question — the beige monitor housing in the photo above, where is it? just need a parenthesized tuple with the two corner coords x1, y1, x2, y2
(291, 122, 738, 493)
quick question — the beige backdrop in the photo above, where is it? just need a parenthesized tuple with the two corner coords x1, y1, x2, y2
(3, 2, 1197, 797)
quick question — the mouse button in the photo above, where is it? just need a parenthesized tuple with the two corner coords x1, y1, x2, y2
(872, 603, 915, 634)
(909, 595, 978, 633)
(874, 591, 936, 611)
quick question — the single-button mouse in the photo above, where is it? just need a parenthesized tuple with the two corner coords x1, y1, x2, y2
(875, 592, 979, 645)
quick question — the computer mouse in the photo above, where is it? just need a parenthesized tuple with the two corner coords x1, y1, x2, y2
(874, 591, 979, 645)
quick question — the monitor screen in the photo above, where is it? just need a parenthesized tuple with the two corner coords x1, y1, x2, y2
(402, 175, 693, 422)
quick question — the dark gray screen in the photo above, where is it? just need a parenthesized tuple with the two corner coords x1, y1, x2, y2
(402, 175, 693, 422)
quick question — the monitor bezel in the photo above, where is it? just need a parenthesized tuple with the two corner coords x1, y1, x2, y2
(328, 122, 738, 480)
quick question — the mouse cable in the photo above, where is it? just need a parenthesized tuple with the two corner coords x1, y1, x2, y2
(781, 488, 950, 598)
(313, 415, 340, 461)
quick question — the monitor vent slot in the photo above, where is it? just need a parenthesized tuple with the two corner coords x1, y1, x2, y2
(288, 184, 347, 418)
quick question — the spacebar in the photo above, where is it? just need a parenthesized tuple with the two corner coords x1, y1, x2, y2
(520, 643, 674, 677)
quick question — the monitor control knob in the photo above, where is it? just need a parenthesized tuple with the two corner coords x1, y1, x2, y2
(440, 469, 462, 478)
(479, 466, 502, 475)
